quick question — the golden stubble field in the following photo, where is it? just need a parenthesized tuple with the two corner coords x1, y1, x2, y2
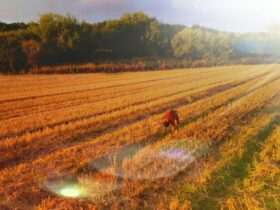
(0, 65, 280, 209)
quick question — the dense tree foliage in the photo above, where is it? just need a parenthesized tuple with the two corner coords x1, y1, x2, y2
(37, 13, 93, 64)
(0, 33, 26, 73)
(21, 40, 42, 66)
(172, 26, 234, 64)
(91, 12, 182, 59)
(0, 22, 27, 32)
(0, 12, 279, 73)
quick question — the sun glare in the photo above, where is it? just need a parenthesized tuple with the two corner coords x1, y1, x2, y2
(170, 0, 280, 32)
(59, 185, 85, 198)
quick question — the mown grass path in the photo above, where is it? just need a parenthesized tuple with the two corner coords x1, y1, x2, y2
(189, 117, 280, 209)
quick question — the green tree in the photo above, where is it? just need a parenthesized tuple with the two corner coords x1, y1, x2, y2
(92, 12, 162, 58)
(0, 32, 27, 73)
(172, 26, 234, 63)
(0, 21, 27, 32)
(37, 13, 85, 63)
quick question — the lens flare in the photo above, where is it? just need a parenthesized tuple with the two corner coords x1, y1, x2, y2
(91, 138, 209, 181)
(43, 172, 89, 199)
(43, 139, 208, 202)
(60, 186, 83, 198)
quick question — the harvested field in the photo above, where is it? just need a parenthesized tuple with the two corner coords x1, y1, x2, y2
(0, 65, 279, 209)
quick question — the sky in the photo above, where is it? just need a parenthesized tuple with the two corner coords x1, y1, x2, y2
(1, 0, 280, 32)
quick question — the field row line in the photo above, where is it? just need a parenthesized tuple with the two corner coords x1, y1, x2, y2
(102, 82, 280, 207)
(0, 68, 268, 117)
(0, 71, 201, 103)
(0, 77, 254, 169)
(0, 73, 201, 119)
(0, 72, 256, 139)
(1, 73, 278, 207)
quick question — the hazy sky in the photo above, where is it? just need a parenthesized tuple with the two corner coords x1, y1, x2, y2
(1, 0, 280, 32)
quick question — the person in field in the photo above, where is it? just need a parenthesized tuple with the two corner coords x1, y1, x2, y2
(162, 109, 180, 136)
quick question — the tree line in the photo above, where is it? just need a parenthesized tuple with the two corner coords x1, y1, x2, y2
(0, 12, 279, 73)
